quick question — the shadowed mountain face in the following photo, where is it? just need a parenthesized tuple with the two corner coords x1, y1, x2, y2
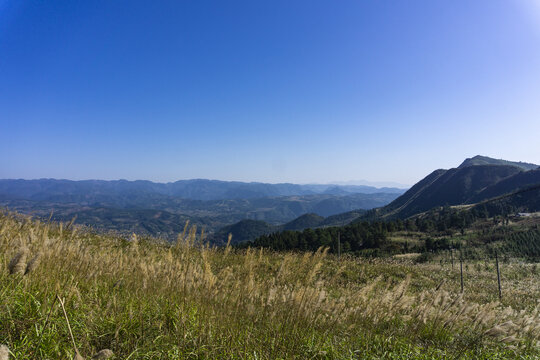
(470, 168, 540, 203)
(379, 156, 540, 219)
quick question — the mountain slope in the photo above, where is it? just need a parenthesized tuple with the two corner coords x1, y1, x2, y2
(379, 159, 531, 219)
(210, 220, 278, 245)
(473, 184, 540, 217)
(471, 168, 540, 203)
(282, 213, 325, 231)
(380, 169, 447, 218)
(209, 209, 367, 245)
(459, 155, 538, 171)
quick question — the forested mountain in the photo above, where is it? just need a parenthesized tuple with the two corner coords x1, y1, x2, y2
(245, 200, 540, 261)
(209, 210, 367, 244)
(375, 156, 539, 219)
(474, 184, 540, 217)
(282, 213, 325, 230)
(210, 220, 278, 245)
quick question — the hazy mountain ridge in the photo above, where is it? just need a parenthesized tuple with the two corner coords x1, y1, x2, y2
(4, 156, 538, 242)
(0, 179, 401, 239)
(0, 178, 405, 202)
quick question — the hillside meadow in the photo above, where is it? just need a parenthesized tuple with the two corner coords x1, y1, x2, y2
(0, 210, 539, 359)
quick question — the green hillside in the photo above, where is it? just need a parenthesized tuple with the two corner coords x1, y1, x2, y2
(1, 210, 539, 359)
(248, 201, 540, 261)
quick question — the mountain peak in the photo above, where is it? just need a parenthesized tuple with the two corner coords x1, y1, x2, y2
(458, 155, 538, 171)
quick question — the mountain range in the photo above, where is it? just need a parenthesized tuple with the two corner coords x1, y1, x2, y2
(0, 178, 403, 202)
(0, 179, 404, 237)
(2, 155, 538, 243)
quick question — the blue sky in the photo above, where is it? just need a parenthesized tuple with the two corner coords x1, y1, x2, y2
(1, 0, 540, 185)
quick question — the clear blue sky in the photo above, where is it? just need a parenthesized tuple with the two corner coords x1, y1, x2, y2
(1, 1, 540, 185)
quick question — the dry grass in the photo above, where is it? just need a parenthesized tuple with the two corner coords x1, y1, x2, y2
(0, 345, 9, 360)
(0, 210, 539, 359)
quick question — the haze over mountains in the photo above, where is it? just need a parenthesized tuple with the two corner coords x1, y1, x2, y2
(0, 178, 404, 202)
(1, 155, 538, 244)
(0, 178, 404, 237)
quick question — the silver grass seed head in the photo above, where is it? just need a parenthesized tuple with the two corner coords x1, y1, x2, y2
(8, 247, 29, 275)
(25, 253, 41, 275)
(92, 349, 113, 359)
(500, 335, 518, 344)
(0, 345, 9, 360)
(484, 325, 506, 337)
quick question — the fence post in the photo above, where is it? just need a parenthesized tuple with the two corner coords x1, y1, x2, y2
(460, 250, 464, 293)
(495, 251, 502, 300)
(337, 232, 341, 262)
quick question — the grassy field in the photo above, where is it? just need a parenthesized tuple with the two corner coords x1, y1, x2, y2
(0, 210, 539, 359)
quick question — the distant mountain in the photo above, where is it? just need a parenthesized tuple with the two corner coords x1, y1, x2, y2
(0, 178, 401, 238)
(0, 192, 399, 233)
(459, 155, 538, 171)
(282, 213, 325, 230)
(320, 210, 367, 227)
(377, 156, 539, 219)
(0, 178, 405, 202)
(209, 208, 367, 245)
(211, 220, 278, 245)
(328, 180, 410, 189)
(45, 207, 205, 238)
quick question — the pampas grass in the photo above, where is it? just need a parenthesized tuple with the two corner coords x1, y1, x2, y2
(24, 252, 40, 275)
(7, 247, 40, 276)
(91, 349, 113, 359)
(8, 246, 28, 275)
